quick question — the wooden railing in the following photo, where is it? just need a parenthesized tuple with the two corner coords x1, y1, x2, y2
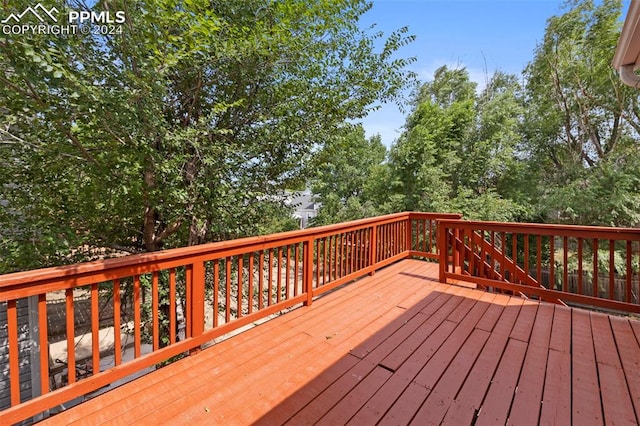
(0, 212, 460, 424)
(438, 219, 640, 314)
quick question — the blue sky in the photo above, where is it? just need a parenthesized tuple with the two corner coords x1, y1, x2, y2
(360, 0, 632, 146)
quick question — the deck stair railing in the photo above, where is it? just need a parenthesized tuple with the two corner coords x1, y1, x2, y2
(451, 229, 564, 304)
(438, 219, 640, 314)
(0, 211, 459, 425)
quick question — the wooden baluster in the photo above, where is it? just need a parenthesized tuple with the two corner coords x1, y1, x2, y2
(285, 246, 291, 300)
(577, 239, 583, 296)
(213, 262, 220, 327)
(593, 239, 599, 297)
(91, 282, 101, 373)
(7, 299, 20, 405)
(563, 237, 569, 293)
(609, 240, 615, 300)
(626, 241, 632, 303)
(238, 256, 244, 317)
(224, 258, 232, 320)
(151, 272, 159, 350)
(248, 253, 255, 313)
(133, 275, 141, 358)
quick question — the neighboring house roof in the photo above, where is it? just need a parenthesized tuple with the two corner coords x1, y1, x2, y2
(613, 1, 640, 87)
(286, 191, 318, 212)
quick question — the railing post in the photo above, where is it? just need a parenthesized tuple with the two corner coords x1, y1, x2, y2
(369, 224, 377, 275)
(190, 261, 205, 353)
(304, 237, 314, 306)
(438, 221, 447, 283)
(406, 215, 413, 255)
(455, 228, 462, 269)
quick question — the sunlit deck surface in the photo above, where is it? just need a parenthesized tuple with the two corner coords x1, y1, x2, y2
(39, 259, 640, 425)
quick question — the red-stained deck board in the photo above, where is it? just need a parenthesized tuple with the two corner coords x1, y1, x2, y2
(539, 349, 571, 425)
(285, 359, 380, 424)
(609, 316, 640, 421)
(548, 304, 572, 353)
(253, 354, 359, 426)
(474, 338, 528, 426)
(413, 292, 495, 390)
(509, 302, 539, 342)
(598, 363, 638, 425)
(349, 289, 452, 359)
(572, 309, 604, 425)
(378, 295, 463, 372)
(591, 312, 638, 425)
(315, 366, 392, 425)
(174, 268, 440, 425)
(34, 259, 640, 426)
(347, 317, 462, 424)
(440, 296, 523, 425)
(379, 382, 430, 426)
(507, 303, 554, 426)
(409, 328, 490, 425)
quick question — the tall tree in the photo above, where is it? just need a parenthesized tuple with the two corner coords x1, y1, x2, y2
(387, 66, 527, 221)
(310, 125, 386, 224)
(0, 0, 415, 272)
(387, 66, 476, 213)
(522, 0, 640, 226)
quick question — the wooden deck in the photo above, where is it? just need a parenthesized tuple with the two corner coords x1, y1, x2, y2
(38, 259, 640, 425)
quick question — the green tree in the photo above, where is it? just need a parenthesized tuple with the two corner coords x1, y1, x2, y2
(310, 125, 387, 224)
(0, 0, 415, 272)
(522, 0, 640, 226)
(386, 66, 527, 221)
(386, 66, 475, 213)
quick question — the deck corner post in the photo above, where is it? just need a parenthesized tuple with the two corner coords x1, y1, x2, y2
(438, 221, 447, 283)
(369, 224, 377, 276)
(405, 214, 413, 257)
(303, 237, 314, 306)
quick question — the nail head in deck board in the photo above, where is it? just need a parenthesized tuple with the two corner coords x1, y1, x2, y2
(539, 350, 571, 426)
(410, 328, 490, 425)
(572, 308, 604, 425)
(474, 338, 528, 426)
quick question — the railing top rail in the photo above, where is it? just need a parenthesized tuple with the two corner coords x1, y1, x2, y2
(437, 219, 640, 240)
(0, 211, 454, 289)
